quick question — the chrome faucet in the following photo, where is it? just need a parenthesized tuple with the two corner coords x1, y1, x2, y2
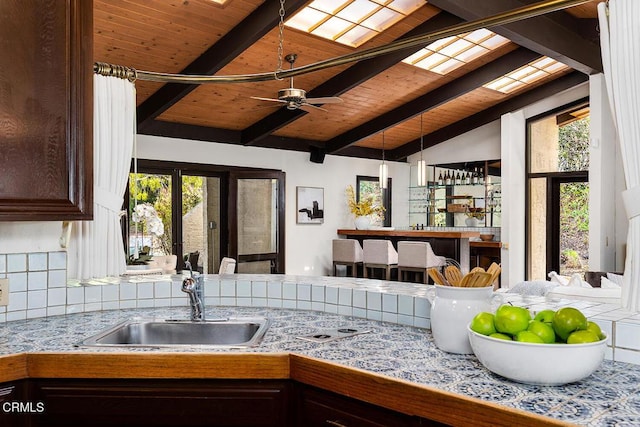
(182, 261, 205, 321)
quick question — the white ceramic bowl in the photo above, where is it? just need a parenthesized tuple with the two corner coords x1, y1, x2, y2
(467, 326, 607, 386)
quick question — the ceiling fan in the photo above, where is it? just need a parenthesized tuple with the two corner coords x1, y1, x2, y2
(251, 54, 343, 112)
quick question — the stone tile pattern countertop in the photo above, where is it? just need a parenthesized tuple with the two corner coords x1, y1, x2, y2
(1, 306, 640, 426)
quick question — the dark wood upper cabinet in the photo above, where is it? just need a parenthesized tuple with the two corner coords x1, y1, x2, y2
(0, 0, 93, 220)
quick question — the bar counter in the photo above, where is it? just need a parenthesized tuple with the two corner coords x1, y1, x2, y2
(337, 229, 481, 273)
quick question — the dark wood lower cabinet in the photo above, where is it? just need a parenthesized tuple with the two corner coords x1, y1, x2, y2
(295, 384, 451, 427)
(0, 379, 453, 426)
(0, 380, 30, 427)
(28, 379, 293, 427)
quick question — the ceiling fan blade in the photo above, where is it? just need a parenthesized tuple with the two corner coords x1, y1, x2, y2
(250, 96, 287, 103)
(305, 96, 343, 105)
(300, 103, 328, 112)
(252, 104, 286, 111)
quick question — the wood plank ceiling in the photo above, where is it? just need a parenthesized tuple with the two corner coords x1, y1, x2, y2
(93, 0, 601, 161)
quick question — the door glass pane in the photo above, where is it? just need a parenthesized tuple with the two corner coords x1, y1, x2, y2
(237, 178, 278, 273)
(182, 175, 219, 274)
(559, 182, 589, 276)
(528, 177, 547, 280)
(129, 173, 172, 261)
(530, 114, 590, 173)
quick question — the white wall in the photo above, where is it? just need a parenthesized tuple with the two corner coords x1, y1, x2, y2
(407, 121, 501, 167)
(501, 111, 527, 286)
(135, 135, 410, 276)
(0, 222, 62, 253)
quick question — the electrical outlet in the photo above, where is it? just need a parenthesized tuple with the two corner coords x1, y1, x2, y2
(0, 278, 8, 306)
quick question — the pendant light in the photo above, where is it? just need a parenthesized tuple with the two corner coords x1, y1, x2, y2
(417, 114, 427, 186)
(379, 131, 388, 190)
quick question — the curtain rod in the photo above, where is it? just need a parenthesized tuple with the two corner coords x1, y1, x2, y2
(93, 0, 593, 84)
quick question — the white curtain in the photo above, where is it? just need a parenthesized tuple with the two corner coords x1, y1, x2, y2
(598, 0, 640, 311)
(68, 75, 136, 281)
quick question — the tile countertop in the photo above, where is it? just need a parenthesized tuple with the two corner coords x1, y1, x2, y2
(1, 306, 640, 426)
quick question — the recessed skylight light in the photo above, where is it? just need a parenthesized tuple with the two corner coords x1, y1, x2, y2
(402, 29, 509, 74)
(483, 57, 569, 93)
(285, 0, 423, 47)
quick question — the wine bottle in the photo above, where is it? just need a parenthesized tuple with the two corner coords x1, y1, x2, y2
(472, 168, 478, 184)
(479, 167, 484, 185)
(455, 172, 461, 185)
(437, 172, 443, 186)
(465, 171, 471, 185)
(445, 171, 451, 186)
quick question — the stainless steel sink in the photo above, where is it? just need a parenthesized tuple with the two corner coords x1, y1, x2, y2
(78, 317, 270, 348)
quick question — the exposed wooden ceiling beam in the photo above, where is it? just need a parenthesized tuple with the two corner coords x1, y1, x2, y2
(136, 0, 309, 131)
(138, 120, 384, 160)
(240, 11, 465, 146)
(138, 120, 324, 155)
(428, 0, 602, 74)
(389, 71, 588, 161)
(326, 47, 541, 155)
(139, 120, 242, 144)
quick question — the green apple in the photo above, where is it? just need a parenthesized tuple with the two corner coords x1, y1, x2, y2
(489, 332, 512, 340)
(552, 307, 588, 341)
(533, 309, 555, 324)
(494, 305, 531, 335)
(586, 321, 605, 340)
(514, 330, 544, 343)
(527, 320, 556, 343)
(470, 312, 496, 336)
(567, 330, 601, 344)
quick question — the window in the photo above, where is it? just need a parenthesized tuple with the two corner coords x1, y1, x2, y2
(526, 100, 590, 279)
(403, 29, 509, 75)
(356, 175, 391, 227)
(286, 0, 422, 47)
(484, 57, 569, 94)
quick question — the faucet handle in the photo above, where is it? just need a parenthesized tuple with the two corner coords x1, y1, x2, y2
(182, 276, 196, 292)
(184, 260, 194, 278)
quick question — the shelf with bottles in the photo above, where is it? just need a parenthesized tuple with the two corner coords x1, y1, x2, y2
(414, 159, 501, 228)
(434, 166, 486, 187)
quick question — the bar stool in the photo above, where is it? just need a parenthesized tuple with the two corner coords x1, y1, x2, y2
(397, 241, 446, 284)
(332, 239, 363, 277)
(363, 240, 398, 281)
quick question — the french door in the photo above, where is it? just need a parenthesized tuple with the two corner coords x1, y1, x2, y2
(229, 170, 285, 274)
(127, 161, 284, 274)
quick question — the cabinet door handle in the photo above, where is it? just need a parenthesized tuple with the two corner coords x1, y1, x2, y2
(326, 420, 348, 427)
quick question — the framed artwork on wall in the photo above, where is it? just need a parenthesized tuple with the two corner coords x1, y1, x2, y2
(297, 186, 324, 224)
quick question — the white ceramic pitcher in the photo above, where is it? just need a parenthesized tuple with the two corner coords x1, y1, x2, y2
(427, 285, 501, 354)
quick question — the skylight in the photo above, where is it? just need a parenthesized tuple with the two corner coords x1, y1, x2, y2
(285, 0, 424, 48)
(402, 29, 509, 74)
(483, 57, 569, 93)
